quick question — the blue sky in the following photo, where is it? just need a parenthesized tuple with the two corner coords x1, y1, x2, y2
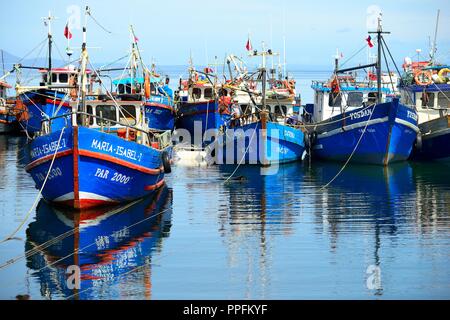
(1, 0, 449, 69)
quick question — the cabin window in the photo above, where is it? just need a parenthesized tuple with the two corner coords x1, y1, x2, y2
(42, 74, 48, 83)
(192, 88, 202, 99)
(118, 84, 125, 94)
(219, 88, 227, 96)
(96, 105, 117, 125)
(367, 92, 378, 105)
(59, 73, 68, 83)
(86, 105, 94, 125)
(347, 92, 363, 107)
(241, 104, 250, 115)
(328, 93, 341, 107)
(76, 105, 94, 125)
(150, 83, 157, 95)
(125, 84, 132, 94)
(437, 92, 450, 109)
(401, 91, 413, 105)
(204, 88, 213, 99)
(119, 105, 136, 125)
(51, 73, 58, 83)
(421, 92, 434, 108)
(275, 105, 287, 115)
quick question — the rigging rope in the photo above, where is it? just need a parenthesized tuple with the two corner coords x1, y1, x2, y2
(0, 127, 66, 245)
(319, 103, 376, 190)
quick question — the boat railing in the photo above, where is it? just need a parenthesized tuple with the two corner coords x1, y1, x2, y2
(229, 110, 304, 130)
(41, 111, 151, 133)
(40, 111, 173, 148)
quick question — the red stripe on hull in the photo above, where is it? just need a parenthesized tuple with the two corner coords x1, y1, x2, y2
(144, 179, 165, 191)
(54, 198, 119, 209)
(25, 149, 73, 172)
(45, 98, 71, 107)
(78, 149, 163, 175)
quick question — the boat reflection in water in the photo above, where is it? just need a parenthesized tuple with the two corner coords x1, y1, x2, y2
(217, 161, 431, 298)
(25, 185, 172, 300)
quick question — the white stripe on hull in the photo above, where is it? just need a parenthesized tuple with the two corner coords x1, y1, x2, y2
(318, 117, 389, 139)
(53, 192, 114, 202)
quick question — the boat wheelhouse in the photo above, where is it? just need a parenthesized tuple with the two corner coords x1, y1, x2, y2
(398, 61, 450, 162)
(112, 75, 175, 131)
(176, 68, 232, 147)
(309, 76, 392, 123)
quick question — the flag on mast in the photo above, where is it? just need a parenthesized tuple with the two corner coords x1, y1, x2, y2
(366, 35, 374, 48)
(64, 22, 72, 39)
(246, 35, 252, 52)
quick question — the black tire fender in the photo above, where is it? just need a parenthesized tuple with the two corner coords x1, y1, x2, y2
(161, 150, 172, 173)
(414, 132, 422, 151)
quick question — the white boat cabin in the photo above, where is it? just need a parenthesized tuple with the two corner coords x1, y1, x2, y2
(399, 85, 450, 124)
(39, 65, 92, 93)
(310, 80, 391, 122)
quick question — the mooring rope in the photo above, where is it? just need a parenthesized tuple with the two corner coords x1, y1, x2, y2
(0, 127, 66, 245)
(222, 121, 259, 184)
(318, 103, 377, 190)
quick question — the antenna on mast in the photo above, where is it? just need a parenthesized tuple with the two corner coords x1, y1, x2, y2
(430, 9, 440, 65)
(42, 11, 57, 85)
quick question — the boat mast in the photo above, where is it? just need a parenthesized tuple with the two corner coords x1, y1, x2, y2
(369, 14, 389, 104)
(43, 12, 55, 85)
(79, 6, 90, 123)
(430, 9, 440, 65)
(376, 17, 382, 103)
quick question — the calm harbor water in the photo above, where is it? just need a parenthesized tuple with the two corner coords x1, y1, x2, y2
(0, 69, 449, 300)
(0, 134, 449, 299)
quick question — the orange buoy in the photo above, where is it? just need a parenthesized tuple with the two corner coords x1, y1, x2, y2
(144, 73, 151, 99)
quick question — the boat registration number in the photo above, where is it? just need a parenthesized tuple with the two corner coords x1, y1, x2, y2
(94, 168, 131, 184)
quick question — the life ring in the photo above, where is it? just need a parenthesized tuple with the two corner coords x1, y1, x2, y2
(437, 68, 450, 82)
(414, 70, 432, 86)
(161, 150, 171, 173)
(144, 73, 151, 99)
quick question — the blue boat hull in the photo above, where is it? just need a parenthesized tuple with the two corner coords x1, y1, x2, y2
(0, 113, 19, 133)
(144, 96, 175, 131)
(410, 128, 450, 163)
(25, 126, 166, 209)
(18, 89, 72, 134)
(212, 120, 305, 165)
(176, 100, 230, 146)
(311, 99, 419, 165)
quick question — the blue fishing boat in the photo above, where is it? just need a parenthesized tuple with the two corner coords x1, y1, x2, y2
(25, 186, 172, 299)
(208, 64, 305, 165)
(24, 11, 172, 209)
(176, 67, 232, 147)
(306, 18, 419, 165)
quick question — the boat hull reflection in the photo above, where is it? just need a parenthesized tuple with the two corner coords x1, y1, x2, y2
(25, 185, 172, 300)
